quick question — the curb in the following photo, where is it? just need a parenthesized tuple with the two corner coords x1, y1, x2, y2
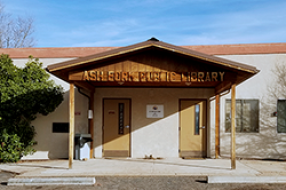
(0, 169, 21, 175)
(208, 176, 286, 183)
(8, 177, 96, 186)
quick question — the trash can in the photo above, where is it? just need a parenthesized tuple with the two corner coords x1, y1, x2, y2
(74, 134, 92, 160)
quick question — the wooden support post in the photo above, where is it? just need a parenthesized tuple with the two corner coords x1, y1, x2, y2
(89, 90, 95, 159)
(215, 94, 220, 159)
(69, 83, 75, 169)
(231, 84, 236, 169)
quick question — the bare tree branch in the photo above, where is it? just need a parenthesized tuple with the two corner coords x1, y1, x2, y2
(260, 61, 286, 133)
(0, 2, 35, 48)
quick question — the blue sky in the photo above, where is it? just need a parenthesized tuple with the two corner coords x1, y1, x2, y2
(2, 0, 286, 47)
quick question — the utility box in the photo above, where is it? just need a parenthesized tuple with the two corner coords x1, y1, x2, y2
(74, 134, 92, 160)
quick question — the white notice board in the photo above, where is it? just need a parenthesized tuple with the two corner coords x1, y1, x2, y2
(146, 105, 164, 118)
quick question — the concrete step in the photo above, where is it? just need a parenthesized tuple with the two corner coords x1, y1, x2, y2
(8, 177, 96, 186)
(208, 175, 286, 183)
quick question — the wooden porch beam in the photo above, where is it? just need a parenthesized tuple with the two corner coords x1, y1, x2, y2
(215, 81, 232, 95)
(231, 84, 236, 169)
(74, 81, 95, 91)
(69, 83, 75, 169)
(215, 94, 220, 159)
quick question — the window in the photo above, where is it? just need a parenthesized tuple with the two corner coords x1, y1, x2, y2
(195, 104, 200, 135)
(225, 99, 259, 133)
(52, 122, 69, 133)
(118, 103, 124, 134)
(277, 100, 286, 133)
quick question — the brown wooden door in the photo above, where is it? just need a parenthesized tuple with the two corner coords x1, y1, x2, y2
(180, 99, 207, 158)
(103, 99, 130, 157)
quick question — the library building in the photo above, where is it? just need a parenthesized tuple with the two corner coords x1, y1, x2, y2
(2, 38, 286, 165)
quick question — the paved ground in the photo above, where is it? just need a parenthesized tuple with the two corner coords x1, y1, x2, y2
(0, 171, 14, 186)
(1, 173, 286, 190)
(1, 158, 286, 189)
(2, 158, 285, 177)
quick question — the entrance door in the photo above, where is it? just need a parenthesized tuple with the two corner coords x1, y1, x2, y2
(103, 99, 131, 157)
(179, 99, 207, 158)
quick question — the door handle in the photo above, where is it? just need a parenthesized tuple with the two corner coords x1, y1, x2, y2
(125, 125, 130, 129)
(200, 126, 205, 129)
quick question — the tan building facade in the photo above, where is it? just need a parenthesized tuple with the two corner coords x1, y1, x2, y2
(2, 39, 286, 162)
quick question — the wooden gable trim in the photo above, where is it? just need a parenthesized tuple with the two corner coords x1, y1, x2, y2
(47, 44, 153, 72)
(47, 39, 259, 76)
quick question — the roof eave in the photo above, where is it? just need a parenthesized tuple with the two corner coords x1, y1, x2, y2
(47, 39, 259, 75)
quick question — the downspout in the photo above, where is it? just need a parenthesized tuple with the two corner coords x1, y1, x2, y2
(77, 88, 91, 133)
(209, 89, 231, 158)
(209, 89, 230, 101)
(78, 88, 90, 102)
(217, 89, 230, 158)
(78, 87, 95, 159)
(220, 89, 230, 97)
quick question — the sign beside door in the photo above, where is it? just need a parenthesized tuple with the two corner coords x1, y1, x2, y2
(146, 104, 164, 118)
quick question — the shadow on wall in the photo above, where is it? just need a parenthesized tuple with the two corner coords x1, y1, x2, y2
(0, 87, 64, 160)
(27, 91, 70, 159)
(93, 87, 214, 158)
(30, 88, 215, 159)
(220, 63, 286, 159)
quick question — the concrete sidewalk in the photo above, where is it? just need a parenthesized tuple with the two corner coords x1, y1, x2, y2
(1, 158, 286, 183)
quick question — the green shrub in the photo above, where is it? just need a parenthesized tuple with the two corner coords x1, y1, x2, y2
(0, 54, 63, 162)
(0, 130, 36, 163)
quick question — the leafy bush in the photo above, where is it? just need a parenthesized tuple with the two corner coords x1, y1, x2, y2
(0, 54, 63, 162)
(0, 130, 36, 163)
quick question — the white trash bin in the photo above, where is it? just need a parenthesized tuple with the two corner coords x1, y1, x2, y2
(74, 134, 92, 160)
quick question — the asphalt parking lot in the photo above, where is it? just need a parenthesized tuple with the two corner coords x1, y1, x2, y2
(1, 158, 286, 189)
(0, 171, 15, 186)
(1, 172, 286, 190)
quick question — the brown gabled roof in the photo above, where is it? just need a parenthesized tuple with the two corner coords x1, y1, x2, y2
(1, 43, 286, 58)
(183, 43, 286, 55)
(0, 47, 118, 58)
(47, 38, 259, 74)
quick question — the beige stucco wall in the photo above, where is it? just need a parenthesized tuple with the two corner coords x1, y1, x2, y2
(15, 58, 90, 160)
(216, 54, 286, 159)
(93, 88, 215, 158)
(10, 53, 286, 160)
(23, 89, 89, 160)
